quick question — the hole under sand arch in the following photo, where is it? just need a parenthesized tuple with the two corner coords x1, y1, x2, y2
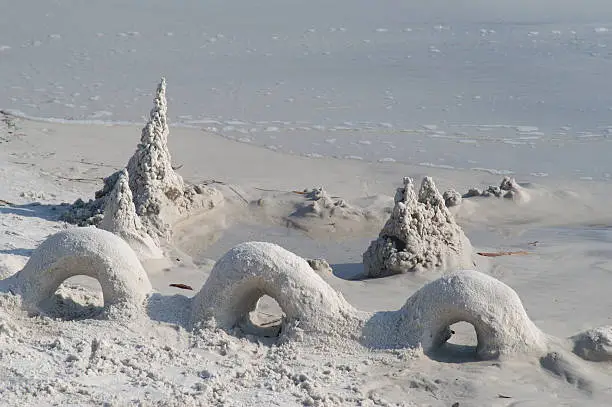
(447, 321, 478, 348)
(432, 321, 480, 362)
(39, 275, 104, 320)
(239, 295, 286, 338)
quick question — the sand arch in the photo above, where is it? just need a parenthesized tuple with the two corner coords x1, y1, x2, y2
(192, 242, 550, 359)
(388, 270, 548, 359)
(0, 231, 564, 362)
(191, 242, 356, 336)
(10, 228, 152, 318)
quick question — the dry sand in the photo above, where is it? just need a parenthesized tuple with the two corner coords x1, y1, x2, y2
(1, 114, 612, 406)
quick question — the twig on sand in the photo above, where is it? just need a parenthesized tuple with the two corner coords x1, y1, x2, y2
(477, 251, 529, 257)
(259, 318, 283, 327)
(254, 186, 340, 198)
(283, 217, 309, 232)
(9, 161, 35, 166)
(169, 283, 194, 290)
(254, 186, 293, 193)
(53, 174, 103, 183)
(74, 159, 121, 170)
(0, 199, 15, 206)
(226, 185, 249, 204)
(10, 161, 103, 184)
(253, 186, 306, 195)
(201, 179, 249, 204)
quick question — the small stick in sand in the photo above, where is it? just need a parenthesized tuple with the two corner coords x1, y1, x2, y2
(53, 174, 103, 183)
(259, 319, 283, 327)
(169, 283, 194, 290)
(477, 251, 529, 257)
(0, 199, 14, 206)
(200, 179, 248, 204)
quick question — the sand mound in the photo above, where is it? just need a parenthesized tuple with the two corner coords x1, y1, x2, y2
(540, 350, 600, 392)
(442, 189, 462, 207)
(363, 177, 473, 277)
(61, 78, 223, 239)
(98, 169, 164, 261)
(292, 187, 364, 219)
(275, 186, 382, 235)
(571, 326, 612, 362)
(3, 228, 152, 318)
(463, 176, 531, 204)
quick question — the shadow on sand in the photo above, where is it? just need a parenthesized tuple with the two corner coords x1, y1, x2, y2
(0, 202, 68, 222)
(330, 262, 366, 280)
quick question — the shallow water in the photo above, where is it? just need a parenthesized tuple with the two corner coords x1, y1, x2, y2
(2, 1, 612, 179)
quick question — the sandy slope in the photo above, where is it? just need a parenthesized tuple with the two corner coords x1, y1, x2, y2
(1, 115, 612, 406)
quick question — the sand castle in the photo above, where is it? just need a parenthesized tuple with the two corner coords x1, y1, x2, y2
(61, 78, 223, 240)
(97, 169, 164, 261)
(363, 177, 474, 277)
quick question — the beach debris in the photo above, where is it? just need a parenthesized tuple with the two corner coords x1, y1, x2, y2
(60, 78, 223, 239)
(97, 169, 164, 261)
(0, 111, 20, 142)
(363, 177, 474, 277)
(477, 251, 529, 257)
(169, 283, 194, 291)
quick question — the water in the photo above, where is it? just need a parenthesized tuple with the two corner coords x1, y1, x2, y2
(1, 0, 612, 179)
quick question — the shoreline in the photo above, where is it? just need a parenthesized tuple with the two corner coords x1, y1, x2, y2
(3, 109, 611, 184)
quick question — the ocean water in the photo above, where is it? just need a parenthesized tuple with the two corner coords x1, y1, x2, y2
(1, 0, 612, 179)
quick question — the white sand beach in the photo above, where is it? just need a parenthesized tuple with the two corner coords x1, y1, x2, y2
(1, 1, 612, 406)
